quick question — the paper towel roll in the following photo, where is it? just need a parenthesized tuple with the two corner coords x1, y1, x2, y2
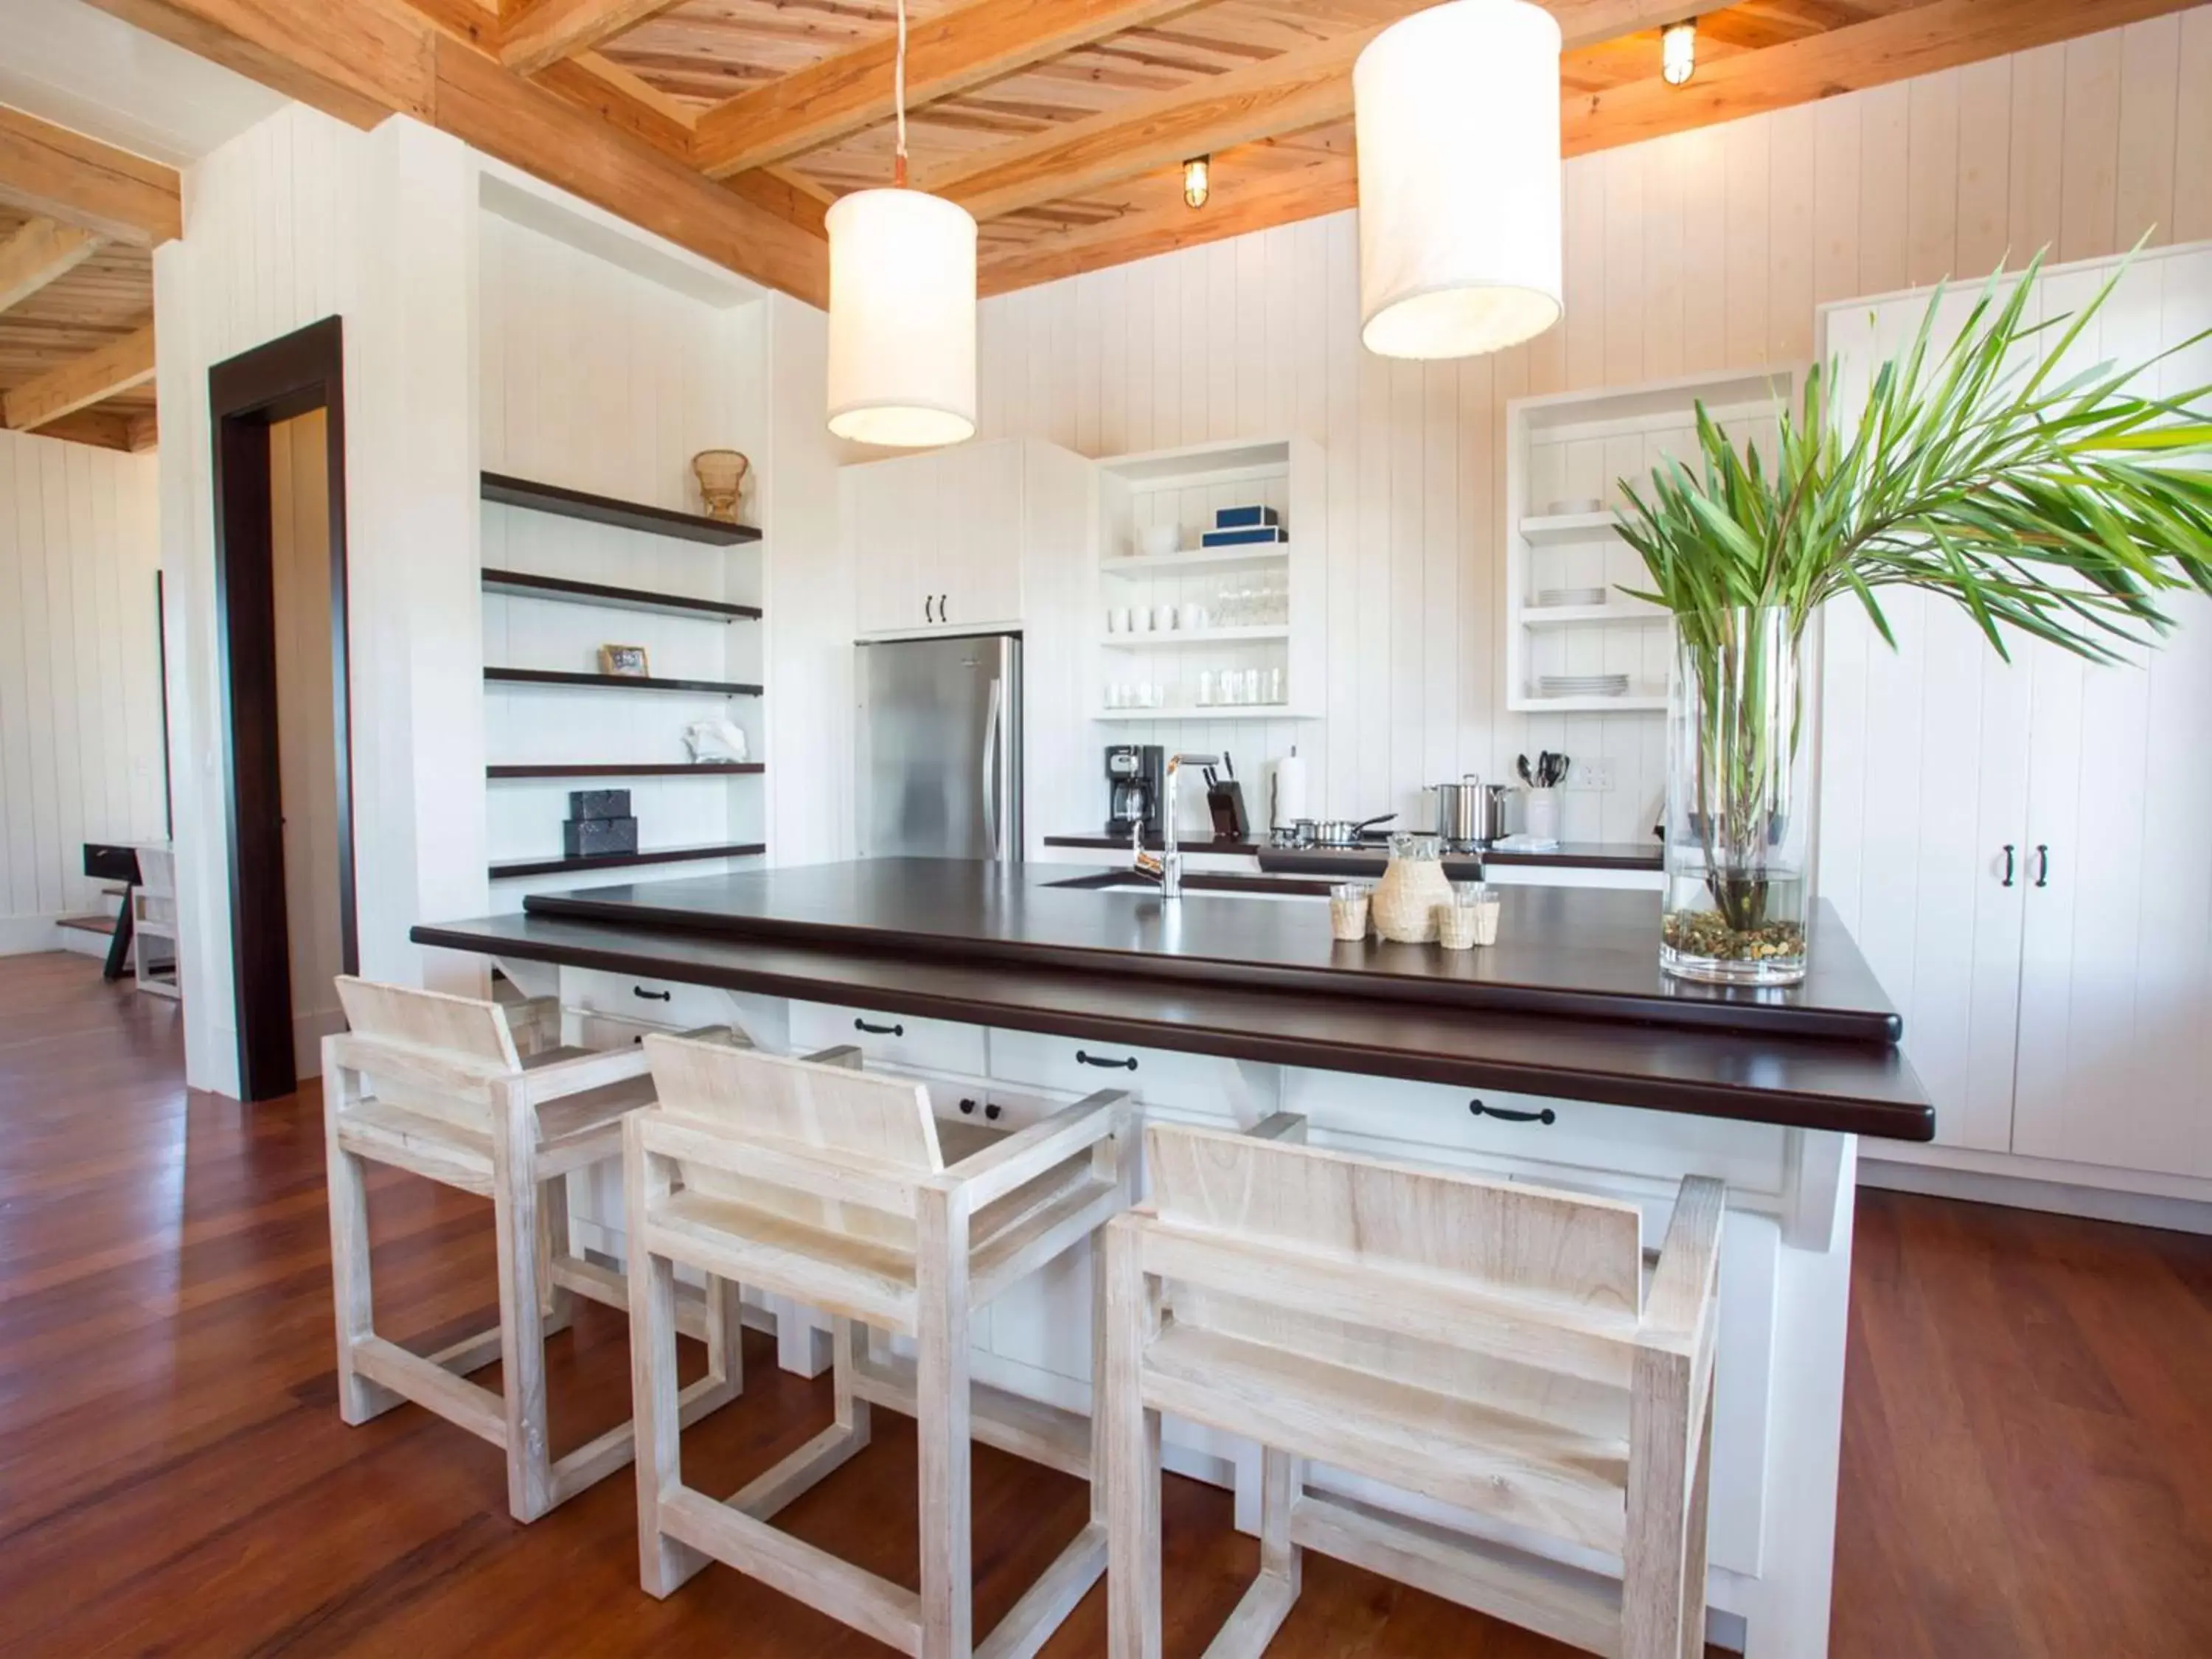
(1270, 751, 1309, 826)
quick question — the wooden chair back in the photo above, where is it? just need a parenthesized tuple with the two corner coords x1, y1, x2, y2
(1146, 1124, 1646, 1419)
(133, 844, 177, 931)
(332, 975, 524, 1132)
(642, 1034, 945, 1242)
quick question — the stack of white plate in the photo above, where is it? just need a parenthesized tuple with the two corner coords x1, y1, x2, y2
(1531, 587, 1607, 608)
(1538, 672, 1632, 697)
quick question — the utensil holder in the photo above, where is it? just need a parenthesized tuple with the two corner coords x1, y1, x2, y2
(1524, 787, 1561, 842)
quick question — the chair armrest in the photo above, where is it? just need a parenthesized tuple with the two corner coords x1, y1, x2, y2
(945, 1088, 1132, 1211)
(1638, 1175, 1725, 1356)
(517, 1041, 653, 1104)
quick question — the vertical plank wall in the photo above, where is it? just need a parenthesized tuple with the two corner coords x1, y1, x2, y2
(973, 7, 2212, 841)
(0, 428, 164, 952)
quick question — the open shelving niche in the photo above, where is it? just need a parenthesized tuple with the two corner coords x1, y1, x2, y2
(1089, 437, 1324, 724)
(476, 174, 773, 897)
(1504, 366, 1798, 714)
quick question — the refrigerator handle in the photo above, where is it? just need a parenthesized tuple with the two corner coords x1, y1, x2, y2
(982, 675, 1004, 860)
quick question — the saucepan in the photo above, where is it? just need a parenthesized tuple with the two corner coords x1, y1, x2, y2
(1312, 812, 1397, 848)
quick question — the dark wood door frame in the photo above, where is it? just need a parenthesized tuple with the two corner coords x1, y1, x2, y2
(209, 316, 355, 1103)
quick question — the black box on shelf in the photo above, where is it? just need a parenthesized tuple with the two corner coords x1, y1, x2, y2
(563, 815, 639, 858)
(568, 788, 632, 821)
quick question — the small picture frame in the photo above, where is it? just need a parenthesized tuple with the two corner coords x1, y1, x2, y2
(599, 643, 650, 678)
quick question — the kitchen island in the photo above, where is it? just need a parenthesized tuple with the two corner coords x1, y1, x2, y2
(416, 859, 1927, 1659)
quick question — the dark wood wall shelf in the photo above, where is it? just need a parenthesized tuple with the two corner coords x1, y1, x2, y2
(484, 667, 762, 696)
(481, 471, 761, 546)
(481, 568, 762, 622)
(490, 841, 767, 880)
(487, 762, 765, 779)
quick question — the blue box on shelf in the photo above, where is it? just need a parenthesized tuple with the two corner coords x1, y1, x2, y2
(1200, 525, 1288, 547)
(1214, 504, 1279, 529)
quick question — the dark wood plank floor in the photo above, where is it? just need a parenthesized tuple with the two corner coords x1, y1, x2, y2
(4, 951, 2209, 1656)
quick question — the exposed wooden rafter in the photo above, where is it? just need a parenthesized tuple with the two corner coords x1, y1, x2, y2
(689, 0, 1203, 181)
(498, 0, 686, 77)
(78, 0, 829, 302)
(925, 0, 1700, 224)
(2, 321, 156, 432)
(0, 105, 181, 246)
(0, 219, 103, 313)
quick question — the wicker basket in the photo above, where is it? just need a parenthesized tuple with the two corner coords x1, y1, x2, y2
(692, 448, 751, 523)
(1371, 838, 1451, 943)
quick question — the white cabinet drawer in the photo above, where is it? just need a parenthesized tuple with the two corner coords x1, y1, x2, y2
(789, 1001, 987, 1077)
(562, 967, 732, 1037)
(987, 1028, 1266, 1116)
(1280, 1071, 1791, 1206)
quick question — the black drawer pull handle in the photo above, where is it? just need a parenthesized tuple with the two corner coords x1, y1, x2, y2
(633, 986, 672, 1003)
(984, 1102, 1004, 1121)
(958, 1098, 978, 1115)
(854, 1018, 905, 1037)
(1470, 1101, 1555, 1125)
(2000, 844, 2016, 887)
(1077, 1050, 1138, 1071)
(2034, 844, 2051, 888)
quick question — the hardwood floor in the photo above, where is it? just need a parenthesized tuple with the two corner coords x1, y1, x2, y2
(4, 950, 2209, 1656)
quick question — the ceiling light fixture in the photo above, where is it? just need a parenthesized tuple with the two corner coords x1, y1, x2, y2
(1183, 155, 1211, 210)
(824, 0, 977, 447)
(1661, 18, 1696, 86)
(1353, 0, 1563, 360)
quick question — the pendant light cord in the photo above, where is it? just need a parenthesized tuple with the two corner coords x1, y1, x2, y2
(893, 0, 909, 187)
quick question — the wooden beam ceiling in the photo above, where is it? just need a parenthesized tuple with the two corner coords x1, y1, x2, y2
(689, 0, 1203, 181)
(78, 0, 829, 302)
(499, 0, 686, 77)
(2, 320, 155, 431)
(0, 220, 102, 313)
(0, 105, 181, 246)
(924, 0, 1702, 224)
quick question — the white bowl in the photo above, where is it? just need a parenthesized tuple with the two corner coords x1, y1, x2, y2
(1138, 524, 1179, 558)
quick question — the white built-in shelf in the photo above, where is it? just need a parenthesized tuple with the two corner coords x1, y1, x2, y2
(1099, 625, 1289, 649)
(1093, 704, 1308, 722)
(1518, 512, 1623, 546)
(1520, 602, 1663, 629)
(1516, 690, 1668, 713)
(1099, 545, 1290, 577)
(1505, 365, 1799, 715)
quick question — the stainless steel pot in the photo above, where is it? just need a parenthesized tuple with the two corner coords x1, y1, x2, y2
(1430, 776, 1509, 846)
(1313, 812, 1396, 848)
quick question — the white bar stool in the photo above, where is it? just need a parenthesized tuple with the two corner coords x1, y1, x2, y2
(321, 975, 745, 1523)
(1104, 1121, 1724, 1659)
(625, 1033, 1137, 1659)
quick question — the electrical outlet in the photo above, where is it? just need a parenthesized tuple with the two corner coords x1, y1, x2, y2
(1573, 758, 1615, 792)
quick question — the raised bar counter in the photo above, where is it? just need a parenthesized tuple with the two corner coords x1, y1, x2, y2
(414, 858, 1929, 1139)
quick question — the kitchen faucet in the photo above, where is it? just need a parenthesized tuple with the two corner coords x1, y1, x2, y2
(1131, 752, 1220, 899)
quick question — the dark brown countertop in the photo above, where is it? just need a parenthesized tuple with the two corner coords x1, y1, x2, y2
(1043, 833, 1663, 872)
(413, 897, 1929, 1138)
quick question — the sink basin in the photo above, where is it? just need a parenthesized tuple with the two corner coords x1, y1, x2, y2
(1044, 872, 1325, 903)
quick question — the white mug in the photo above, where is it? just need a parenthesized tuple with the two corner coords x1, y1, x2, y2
(1153, 603, 1178, 631)
(1180, 602, 1208, 631)
(1107, 607, 1127, 634)
(1132, 607, 1153, 633)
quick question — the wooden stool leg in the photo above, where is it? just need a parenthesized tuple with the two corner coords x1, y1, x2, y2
(1624, 1348, 1694, 1659)
(834, 1318, 872, 1448)
(1105, 1217, 1163, 1659)
(1680, 1389, 1713, 1659)
(627, 1118, 709, 1595)
(706, 1273, 744, 1396)
(539, 1173, 575, 1336)
(916, 1186, 974, 1659)
(324, 1081, 398, 1425)
(491, 1085, 554, 1524)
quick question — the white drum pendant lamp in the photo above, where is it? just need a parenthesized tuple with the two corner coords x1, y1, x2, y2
(825, 0, 977, 446)
(1354, 0, 1564, 360)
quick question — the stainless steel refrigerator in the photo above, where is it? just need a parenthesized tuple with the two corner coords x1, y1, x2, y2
(857, 633, 1021, 860)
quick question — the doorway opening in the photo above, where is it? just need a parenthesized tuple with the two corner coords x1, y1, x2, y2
(209, 317, 355, 1102)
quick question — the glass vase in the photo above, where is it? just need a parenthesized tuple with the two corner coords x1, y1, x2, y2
(1661, 607, 1810, 986)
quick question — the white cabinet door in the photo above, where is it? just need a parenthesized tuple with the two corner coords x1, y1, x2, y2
(2011, 590, 2212, 1175)
(849, 452, 944, 633)
(941, 439, 1025, 630)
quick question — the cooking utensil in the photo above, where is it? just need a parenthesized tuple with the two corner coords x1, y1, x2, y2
(1312, 812, 1397, 847)
(1431, 775, 1499, 847)
(1517, 754, 1534, 786)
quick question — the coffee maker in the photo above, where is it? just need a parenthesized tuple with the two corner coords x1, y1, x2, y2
(1105, 744, 1164, 838)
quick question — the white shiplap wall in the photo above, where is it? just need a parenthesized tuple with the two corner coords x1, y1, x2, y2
(0, 428, 164, 952)
(477, 206, 769, 908)
(975, 6, 2212, 842)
